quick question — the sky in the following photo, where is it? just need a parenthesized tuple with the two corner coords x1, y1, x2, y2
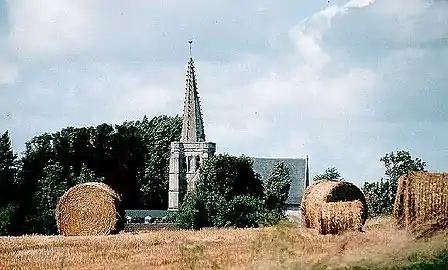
(1, 0, 448, 186)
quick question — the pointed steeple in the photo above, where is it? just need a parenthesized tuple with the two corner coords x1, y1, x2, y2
(180, 41, 206, 143)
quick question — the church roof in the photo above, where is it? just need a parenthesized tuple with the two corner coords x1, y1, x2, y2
(180, 53, 206, 143)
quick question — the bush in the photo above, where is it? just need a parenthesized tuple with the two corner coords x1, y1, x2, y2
(362, 150, 426, 218)
(176, 155, 295, 229)
(362, 179, 396, 217)
(264, 162, 291, 214)
(176, 154, 266, 229)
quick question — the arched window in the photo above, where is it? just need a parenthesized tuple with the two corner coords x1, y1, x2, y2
(187, 156, 192, 172)
(195, 156, 201, 171)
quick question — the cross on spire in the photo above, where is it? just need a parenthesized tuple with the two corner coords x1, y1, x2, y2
(188, 40, 193, 57)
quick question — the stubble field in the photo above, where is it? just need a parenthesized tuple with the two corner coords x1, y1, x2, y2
(0, 217, 447, 270)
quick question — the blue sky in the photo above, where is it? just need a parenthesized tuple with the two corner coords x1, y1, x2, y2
(1, 0, 447, 186)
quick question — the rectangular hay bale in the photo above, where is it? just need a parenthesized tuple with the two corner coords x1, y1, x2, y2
(318, 200, 364, 235)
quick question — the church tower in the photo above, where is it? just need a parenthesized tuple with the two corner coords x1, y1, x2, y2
(168, 41, 216, 211)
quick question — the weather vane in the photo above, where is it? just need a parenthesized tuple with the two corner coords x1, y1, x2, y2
(188, 40, 193, 56)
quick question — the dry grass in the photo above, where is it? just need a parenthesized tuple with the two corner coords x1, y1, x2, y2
(319, 200, 365, 235)
(55, 182, 125, 236)
(394, 172, 448, 238)
(301, 180, 367, 232)
(0, 217, 447, 270)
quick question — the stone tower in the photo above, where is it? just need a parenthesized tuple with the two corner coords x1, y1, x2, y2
(168, 41, 216, 211)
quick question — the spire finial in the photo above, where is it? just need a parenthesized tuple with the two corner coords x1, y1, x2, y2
(188, 40, 193, 57)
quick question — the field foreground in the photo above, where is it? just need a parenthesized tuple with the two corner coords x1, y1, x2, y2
(0, 217, 447, 270)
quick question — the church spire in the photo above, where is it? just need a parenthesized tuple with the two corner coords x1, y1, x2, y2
(181, 40, 206, 143)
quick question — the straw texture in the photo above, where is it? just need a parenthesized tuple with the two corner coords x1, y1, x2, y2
(319, 200, 365, 235)
(301, 180, 367, 233)
(55, 182, 125, 236)
(393, 172, 448, 237)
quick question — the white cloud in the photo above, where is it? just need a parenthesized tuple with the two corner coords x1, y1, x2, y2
(0, 60, 18, 85)
(5, 0, 97, 58)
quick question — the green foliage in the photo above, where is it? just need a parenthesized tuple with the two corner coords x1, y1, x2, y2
(72, 164, 105, 184)
(2, 114, 181, 236)
(362, 179, 396, 217)
(0, 203, 17, 235)
(226, 195, 264, 228)
(197, 154, 264, 200)
(313, 167, 342, 181)
(28, 163, 68, 234)
(381, 150, 426, 182)
(264, 161, 291, 220)
(177, 157, 295, 229)
(135, 115, 182, 209)
(177, 154, 266, 229)
(0, 131, 18, 235)
(362, 150, 427, 217)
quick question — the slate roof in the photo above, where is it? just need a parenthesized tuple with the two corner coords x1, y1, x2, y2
(250, 157, 308, 210)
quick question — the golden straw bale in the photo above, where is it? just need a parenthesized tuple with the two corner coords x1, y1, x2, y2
(55, 182, 125, 236)
(300, 180, 367, 230)
(393, 172, 448, 237)
(318, 200, 365, 235)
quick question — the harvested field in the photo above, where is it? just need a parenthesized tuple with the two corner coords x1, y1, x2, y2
(56, 182, 125, 236)
(301, 180, 367, 231)
(319, 200, 365, 235)
(394, 172, 448, 237)
(0, 217, 447, 270)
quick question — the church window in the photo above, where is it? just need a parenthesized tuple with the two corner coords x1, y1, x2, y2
(195, 156, 201, 171)
(187, 156, 192, 172)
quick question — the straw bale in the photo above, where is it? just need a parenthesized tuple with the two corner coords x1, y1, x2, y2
(55, 182, 125, 236)
(300, 180, 367, 230)
(393, 172, 448, 237)
(318, 200, 365, 235)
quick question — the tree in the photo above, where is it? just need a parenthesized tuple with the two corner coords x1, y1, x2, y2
(5, 114, 183, 235)
(313, 167, 342, 181)
(0, 131, 18, 235)
(0, 131, 18, 204)
(10, 133, 55, 235)
(176, 154, 265, 229)
(362, 150, 427, 217)
(72, 163, 105, 184)
(381, 150, 426, 183)
(28, 162, 68, 235)
(264, 161, 291, 220)
(134, 115, 182, 209)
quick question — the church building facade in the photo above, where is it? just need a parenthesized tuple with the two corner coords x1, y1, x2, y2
(168, 45, 309, 211)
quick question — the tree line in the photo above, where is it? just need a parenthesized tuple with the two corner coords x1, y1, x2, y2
(0, 111, 429, 235)
(0, 115, 182, 235)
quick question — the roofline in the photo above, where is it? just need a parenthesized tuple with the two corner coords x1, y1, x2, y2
(249, 156, 308, 160)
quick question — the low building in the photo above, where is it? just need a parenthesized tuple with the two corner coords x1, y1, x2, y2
(125, 210, 173, 224)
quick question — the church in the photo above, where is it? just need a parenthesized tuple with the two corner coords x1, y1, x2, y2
(167, 43, 310, 211)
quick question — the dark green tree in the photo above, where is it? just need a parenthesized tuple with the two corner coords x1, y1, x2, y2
(313, 167, 342, 181)
(7, 114, 182, 235)
(0, 131, 18, 235)
(176, 154, 265, 229)
(11, 133, 55, 235)
(28, 162, 68, 235)
(135, 115, 182, 209)
(264, 161, 291, 219)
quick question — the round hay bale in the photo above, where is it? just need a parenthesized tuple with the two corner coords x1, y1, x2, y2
(300, 180, 367, 230)
(55, 182, 125, 236)
(318, 200, 365, 235)
(393, 172, 448, 237)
